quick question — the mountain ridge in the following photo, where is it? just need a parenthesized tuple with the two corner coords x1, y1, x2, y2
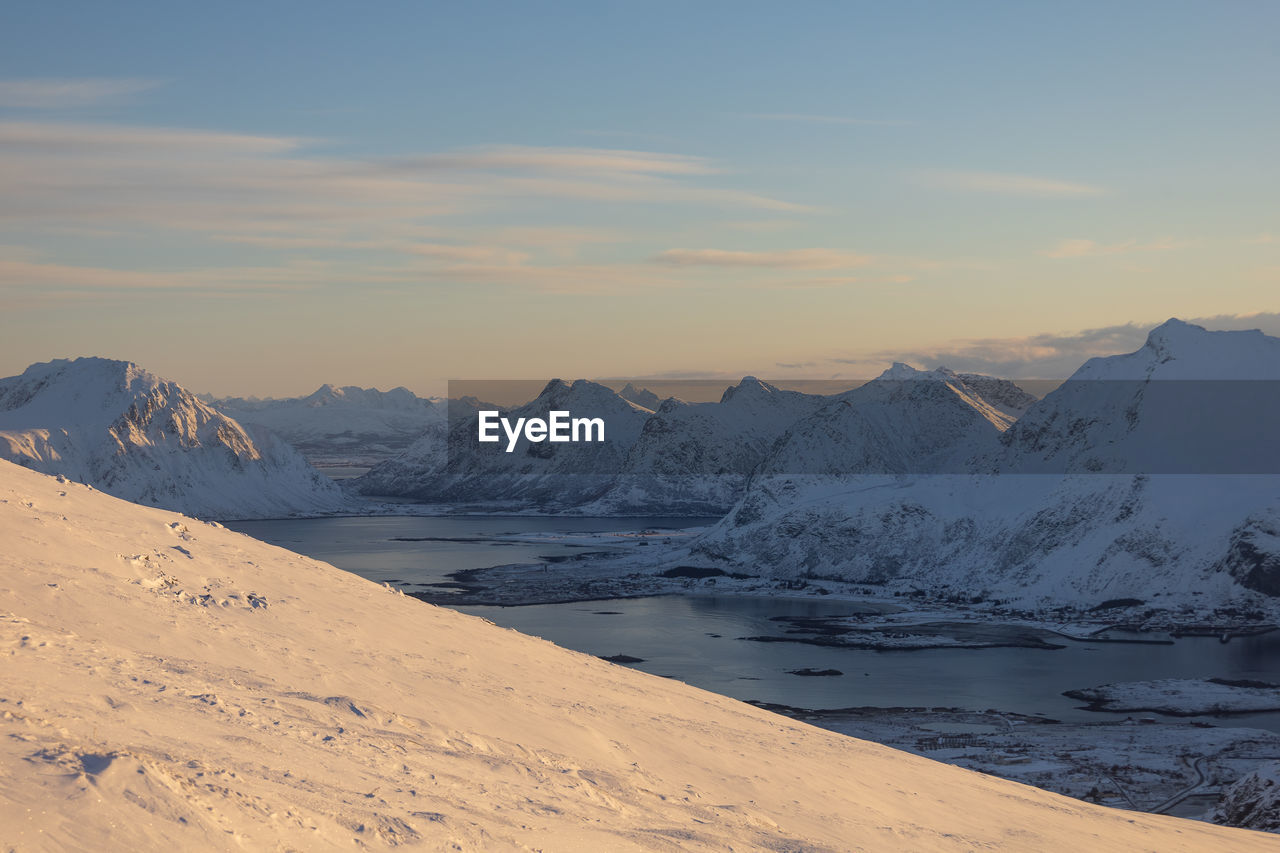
(0, 357, 347, 520)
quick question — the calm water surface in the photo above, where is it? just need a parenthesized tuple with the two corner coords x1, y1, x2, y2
(228, 515, 1280, 730)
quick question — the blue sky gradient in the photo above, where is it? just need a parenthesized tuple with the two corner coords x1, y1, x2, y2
(1, 2, 1277, 394)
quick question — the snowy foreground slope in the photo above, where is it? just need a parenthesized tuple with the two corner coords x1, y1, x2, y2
(2, 461, 1268, 851)
(0, 358, 348, 520)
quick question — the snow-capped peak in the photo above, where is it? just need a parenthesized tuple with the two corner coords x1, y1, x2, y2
(1074, 318, 1280, 381)
(618, 382, 662, 410)
(537, 378, 572, 399)
(0, 357, 346, 519)
(719, 376, 777, 403)
(874, 362, 932, 382)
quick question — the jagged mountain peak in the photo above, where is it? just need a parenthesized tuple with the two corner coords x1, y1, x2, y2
(536, 378, 572, 398)
(719, 376, 784, 404)
(296, 384, 428, 408)
(1073, 318, 1280, 381)
(875, 362, 932, 381)
(0, 357, 345, 518)
(618, 382, 662, 410)
(1142, 318, 1214, 361)
(529, 378, 629, 407)
(10, 355, 157, 390)
(0, 357, 212, 429)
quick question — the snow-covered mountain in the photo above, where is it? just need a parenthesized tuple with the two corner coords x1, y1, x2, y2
(693, 321, 1280, 609)
(357, 377, 842, 514)
(586, 377, 832, 514)
(3, 458, 1269, 851)
(756, 365, 1033, 477)
(212, 384, 443, 468)
(990, 318, 1280, 475)
(0, 358, 348, 519)
(626, 377, 828, 475)
(354, 372, 1035, 515)
(355, 379, 654, 509)
(616, 381, 663, 409)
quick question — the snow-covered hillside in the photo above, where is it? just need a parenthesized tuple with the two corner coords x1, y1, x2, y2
(624, 377, 827, 476)
(212, 385, 443, 468)
(616, 381, 662, 410)
(694, 321, 1280, 609)
(1, 458, 1270, 851)
(588, 377, 831, 514)
(990, 319, 1280, 475)
(0, 358, 348, 520)
(757, 365, 1032, 477)
(356, 377, 845, 514)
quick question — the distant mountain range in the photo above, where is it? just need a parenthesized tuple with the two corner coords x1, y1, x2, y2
(356, 378, 655, 509)
(694, 320, 1280, 609)
(209, 384, 443, 467)
(5, 318, 1278, 608)
(352, 370, 1035, 513)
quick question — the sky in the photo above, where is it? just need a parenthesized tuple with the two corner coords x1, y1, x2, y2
(1, 1, 1277, 396)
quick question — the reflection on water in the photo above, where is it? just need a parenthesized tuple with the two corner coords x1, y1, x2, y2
(228, 516, 1280, 730)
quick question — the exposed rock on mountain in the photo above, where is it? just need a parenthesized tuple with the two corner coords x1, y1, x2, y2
(0, 358, 347, 519)
(1215, 762, 1280, 833)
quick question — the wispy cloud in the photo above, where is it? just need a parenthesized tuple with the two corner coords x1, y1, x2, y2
(772, 274, 914, 289)
(0, 122, 804, 228)
(396, 260, 686, 295)
(578, 129, 683, 145)
(719, 219, 801, 233)
(404, 243, 531, 266)
(1043, 238, 1186, 259)
(915, 170, 1105, 198)
(0, 120, 304, 153)
(652, 248, 871, 270)
(383, 145, 717, 176)
(0, 77, 162, 109)
(739, 113, 907, 127)
(0, 256, 351, 294)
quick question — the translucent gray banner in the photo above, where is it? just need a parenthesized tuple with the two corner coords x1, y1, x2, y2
(441, 379, 1280, 476)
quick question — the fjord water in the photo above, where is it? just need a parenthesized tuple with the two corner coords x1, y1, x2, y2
(228, 516, 1280, 729)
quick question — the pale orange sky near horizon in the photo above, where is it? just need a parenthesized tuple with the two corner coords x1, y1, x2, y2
(2, 5, 1278, 397)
